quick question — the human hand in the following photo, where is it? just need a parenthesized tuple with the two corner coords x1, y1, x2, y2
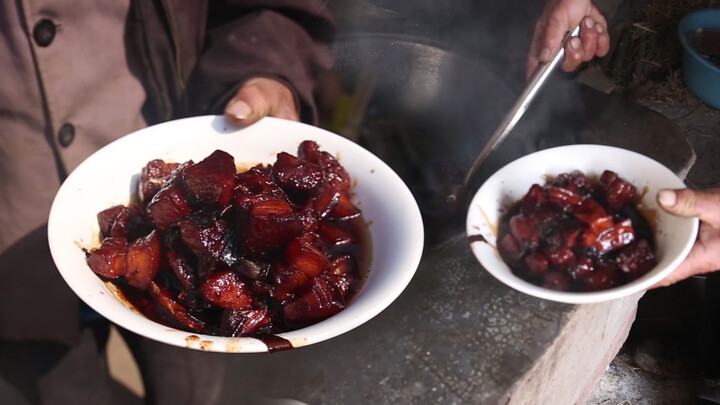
(224, 77, 300, 126)
(527, 0, 610, 78)
(651, 188, 720, 288)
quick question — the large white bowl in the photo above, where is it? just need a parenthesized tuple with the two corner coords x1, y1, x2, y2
(48, 116, 424, 352)
(466, 144, 699, 304)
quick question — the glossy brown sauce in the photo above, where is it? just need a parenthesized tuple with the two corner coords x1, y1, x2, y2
(467, 234, 488, 244)
(257, 335, 293, 352)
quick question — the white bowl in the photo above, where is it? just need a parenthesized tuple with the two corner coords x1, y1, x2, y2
(466, 144, 699, 304)
(48, 116, 424, 352)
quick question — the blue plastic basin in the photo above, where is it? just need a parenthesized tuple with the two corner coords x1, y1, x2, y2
(678, 9, 720, 109)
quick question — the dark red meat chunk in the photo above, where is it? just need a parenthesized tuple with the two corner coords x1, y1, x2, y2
(178, 213, 229, 261)
(326, 190, 361, 220)
(497, 170, 655, 293)
(165, 248, 201, 309)
(318, 222, 355, 247)
(220, 308, 271, 337)
(138, 159, 180, 204)
(201, 270, 253, 309)
(97, 204, 149, 240)
(125, 230, 162, 290)
(298, 140, 351, 192)
(149, 281, 206, 332)
(285, 238, 331, 278)
(237, 198, 307, 255)
(272, 152, 324, 201)
(616, 239, 657, 279)
(87, 237, 128, 279)
(601, 170, 637, 212)
(283, 276, 345, 325)
(235, 166, 282, 196)
(145, 184, 192, 230)
(182, 150, 236, 207)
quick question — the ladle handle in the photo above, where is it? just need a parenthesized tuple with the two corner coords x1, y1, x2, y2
(457, 25, 581, 201)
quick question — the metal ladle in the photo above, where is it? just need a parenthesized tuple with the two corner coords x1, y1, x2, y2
(448, 25, 581, 207)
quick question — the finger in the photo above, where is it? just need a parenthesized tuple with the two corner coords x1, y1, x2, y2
(225, 84, 271, 127)
(579, 17, 598, 62)
(527, 18, 550, 79)
(595, 22, 610, 57)
(657, 188, 720, 228)
(561, 36, 583, 72)
(271, 101, 300, 122)
(649, 242, 717, 288)
(541, 13, 574, 63)
(587, 5, 608, 29)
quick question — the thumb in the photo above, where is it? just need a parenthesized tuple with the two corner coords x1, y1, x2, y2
(224, 85, 271, 127)
(657, 188, 720, 228)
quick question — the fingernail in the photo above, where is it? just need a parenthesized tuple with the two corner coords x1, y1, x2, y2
(570, 37, 581, 50)
(226, 100, 252, 120)
(596, 23, 605, 34)
(539, 47, 551, 61)
(584, 17, 594, 29)
(658, 189, 677, 208)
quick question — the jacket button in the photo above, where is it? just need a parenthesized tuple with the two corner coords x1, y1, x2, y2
(58, 123, 75, 147)
(33, 19, 56, 47)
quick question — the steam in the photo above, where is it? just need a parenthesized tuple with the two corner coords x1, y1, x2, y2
(322, 0, 590, 242)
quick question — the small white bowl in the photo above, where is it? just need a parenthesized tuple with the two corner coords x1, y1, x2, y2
(48, 116, 424, 352)
(466, 144, 699, 304)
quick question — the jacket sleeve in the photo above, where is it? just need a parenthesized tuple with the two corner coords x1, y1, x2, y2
(185, 0, 336, 124)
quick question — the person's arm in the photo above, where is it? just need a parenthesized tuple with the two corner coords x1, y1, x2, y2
(652, 188, 720, 288)
(527, 0, 610, 78)
(185, 0, 335, 126)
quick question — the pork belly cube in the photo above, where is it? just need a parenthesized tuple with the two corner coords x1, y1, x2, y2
(498, 233, 524, 262)
(201, 270, 253, 309)
(235, 166, 283, 196)
(546, 186, 583, 209)
(616, 239, 656, 279)
(551, 170, 594, 196)
(544, 245, 576, 268)
(318, 222, 355, 247)
(220, 308, 271, 337)
(325, 190, 360, 220)
(509, 215, 539, 248)
(271, 263, 309, 303)
(272, 152, 324, 201)
(285, 238, 330, 278)
(312, 184, 341, 219)
(138, 159, 180, 204)
(87, 237, 128, 278)
(182, 150, 236, 208)
(542, 271, 572, 291)
(580, 263, 621, 291)
(97, 205, 125, 238)
(283, 275, 345, 325)
(166, 248, 201, 309)
(98, 204, 150, 240)
(238, 199, 306, 255)
(298, 140, 351, 192)
(149, 281, 206, 332)
(594, 218, 636, 255)
(125, 230, 162, 290)
(177, 213, 229, 261)
(329, 254, 354, 276)
(146, 184, 192, 230)
(525, 251, 550, 275)
(521, 184, 547, 214)
(600, 170, 637, 211)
